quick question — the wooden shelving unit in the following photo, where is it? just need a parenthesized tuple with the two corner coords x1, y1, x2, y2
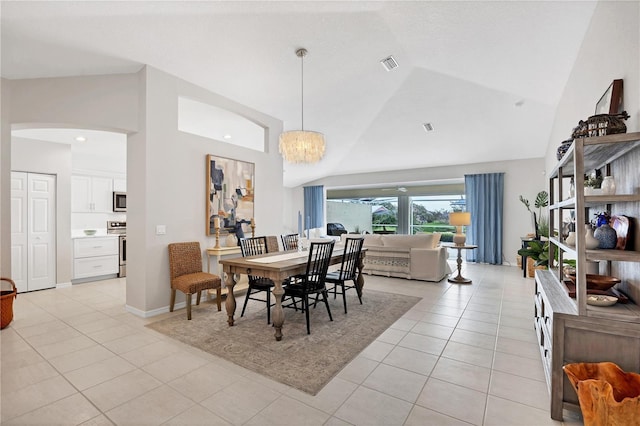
(535, 131, 640, 420)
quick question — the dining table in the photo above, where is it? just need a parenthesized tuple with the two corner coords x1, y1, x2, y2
(219, 246, 366, 341)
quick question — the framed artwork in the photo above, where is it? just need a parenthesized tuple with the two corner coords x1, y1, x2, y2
(206, 155, 255, 237)
(595, 79, 623, 115)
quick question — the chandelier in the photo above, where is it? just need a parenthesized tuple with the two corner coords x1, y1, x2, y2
(279, 48, 326, 163)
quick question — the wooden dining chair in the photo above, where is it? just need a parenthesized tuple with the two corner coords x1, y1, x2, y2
(281, 233, 299, 251)
(168, 242, 222, 320)
(325, 237, 364, 314)
(283, 240, 335, 334)
(239, 236, 276, 324)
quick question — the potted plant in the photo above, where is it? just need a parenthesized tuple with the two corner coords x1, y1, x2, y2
(519, 191, 549, 238)
(584, 173, 603, 195)
(518, 240, 554, 277)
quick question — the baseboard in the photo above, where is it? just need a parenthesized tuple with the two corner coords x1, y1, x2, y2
(56, 281, 72, 289)
(125, 302, 186, 318)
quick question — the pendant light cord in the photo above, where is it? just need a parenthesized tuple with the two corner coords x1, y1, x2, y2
(300, 50, 305, 131)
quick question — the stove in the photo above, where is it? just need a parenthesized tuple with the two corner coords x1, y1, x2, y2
(107, 221, 126, 277)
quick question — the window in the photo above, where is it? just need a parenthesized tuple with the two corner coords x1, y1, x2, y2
(178, 97, 265, 151)
(410, 195, 466, 241)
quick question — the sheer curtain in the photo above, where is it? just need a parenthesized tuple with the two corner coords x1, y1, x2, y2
(303, 185, 324, 231)
(464, 173, 504, 264)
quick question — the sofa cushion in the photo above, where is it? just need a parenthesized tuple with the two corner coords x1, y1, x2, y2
(381, 233, 440, 249)
(341, 233, 382, 247)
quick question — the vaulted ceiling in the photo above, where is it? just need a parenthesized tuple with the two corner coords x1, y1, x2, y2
(1, 1, 597, 187)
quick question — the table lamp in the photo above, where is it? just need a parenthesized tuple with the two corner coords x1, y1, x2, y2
(449, 212, 471, 246)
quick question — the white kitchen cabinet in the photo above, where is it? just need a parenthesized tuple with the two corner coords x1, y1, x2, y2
(71, 175, 113, 212)
(113, 178, 127, 192)
(73, 236, 119, 280)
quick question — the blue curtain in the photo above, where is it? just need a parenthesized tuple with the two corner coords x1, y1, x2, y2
(304, 185, 324, 230)
(464, 173, 504, 264)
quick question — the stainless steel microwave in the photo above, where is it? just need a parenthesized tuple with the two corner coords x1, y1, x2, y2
(113, 192, 126, 212)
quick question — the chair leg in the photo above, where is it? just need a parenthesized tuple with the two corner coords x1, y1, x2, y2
(215, 288, 222, 311)
(186, 293, 192, 320)
(170, 289, 176, 312)
(353, 279, 362, 304)
(196, 290, 202, 305)
(341, 282, 348, 314)
(304, 295, 311, 334)
(240, 287, 252, 318)
(322, 290, 333, 322)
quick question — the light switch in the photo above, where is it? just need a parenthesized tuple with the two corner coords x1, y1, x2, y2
(156, 225, 166, 235)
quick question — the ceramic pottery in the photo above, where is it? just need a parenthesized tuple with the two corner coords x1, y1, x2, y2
(601, 176, 616, 195)
(594, 224, 617, 249)
(585, 225, 600, 250)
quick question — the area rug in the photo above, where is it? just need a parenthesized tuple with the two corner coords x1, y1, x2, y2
(146, 289, 421, 395)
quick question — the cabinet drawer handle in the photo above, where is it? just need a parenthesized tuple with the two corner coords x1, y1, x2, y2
(93, 265, 103, 269)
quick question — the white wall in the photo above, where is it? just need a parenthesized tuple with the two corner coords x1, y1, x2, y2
(545, 1, 639, 172)
(1, 69, 290, 316)
(2, 73, 138, 281)
(11, 137, 73, 284)
(1, 79, 11, 276)
(307, 157, 546, 265)
(126, 66, 286, 315)
(544, 1, 640, 294)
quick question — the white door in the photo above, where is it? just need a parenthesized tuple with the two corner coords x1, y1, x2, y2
(11, 172, 57, 292)
(11, 172, 28, 292)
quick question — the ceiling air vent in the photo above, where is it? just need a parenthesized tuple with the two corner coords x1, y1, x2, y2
(380, 55, 398, 71)
(423, 122, 434, 132)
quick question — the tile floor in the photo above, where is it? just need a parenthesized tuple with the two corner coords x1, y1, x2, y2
(0, 263, 585, 425)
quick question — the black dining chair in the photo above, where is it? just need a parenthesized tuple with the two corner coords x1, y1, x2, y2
(239, 236, 276, 324)
(282, 240, 335, 334)
(281, 233, 299, 251)
(325, 237, 364, 314)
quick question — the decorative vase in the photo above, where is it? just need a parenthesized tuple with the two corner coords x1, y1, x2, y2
(569, 178, 575, 198)
(556, 139, 573, 160)
(565, 231, 576, 246)
(584, 225, 600, 249)
(564, 362, 640, 426)
(601, 176, 616, 195)
(594, 224, 617, 249)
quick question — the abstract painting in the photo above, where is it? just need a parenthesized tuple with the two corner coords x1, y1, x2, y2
(206, 155, 255, 238)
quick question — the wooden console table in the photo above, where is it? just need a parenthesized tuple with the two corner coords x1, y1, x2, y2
(205, 246, 248, 298)
(444, 244, 477, 284)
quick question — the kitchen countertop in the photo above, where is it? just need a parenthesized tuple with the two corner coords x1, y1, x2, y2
(71, 230, 116, 239)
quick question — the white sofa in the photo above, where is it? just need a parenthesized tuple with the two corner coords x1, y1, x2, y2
(340, 233, 451, 282)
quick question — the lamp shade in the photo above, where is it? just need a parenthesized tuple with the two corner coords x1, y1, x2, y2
(279, 130, 325, 163)
(449, 211, 471, 246)
(449, 212, 471, 226)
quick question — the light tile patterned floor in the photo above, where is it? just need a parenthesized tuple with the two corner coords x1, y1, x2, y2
(0, 263, 585, 425)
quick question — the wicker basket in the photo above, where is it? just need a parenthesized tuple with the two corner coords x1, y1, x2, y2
(1, 277, 17, 329)
(572, 111, 630, 139)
